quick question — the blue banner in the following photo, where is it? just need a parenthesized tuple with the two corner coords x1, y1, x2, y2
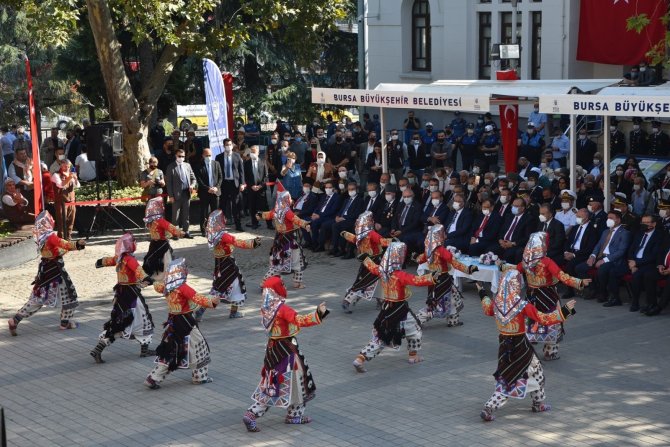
(203, 58, 228, 157)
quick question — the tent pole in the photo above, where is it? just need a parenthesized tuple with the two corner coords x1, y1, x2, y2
(603, 115, 611, 211)
(380, 108, 388, 173)
(569, 114, 577, 192)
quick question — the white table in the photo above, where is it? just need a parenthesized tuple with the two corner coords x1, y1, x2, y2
(451, 256, 502, 294)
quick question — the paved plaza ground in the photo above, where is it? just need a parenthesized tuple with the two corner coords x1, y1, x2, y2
(1, 225, 669, 447)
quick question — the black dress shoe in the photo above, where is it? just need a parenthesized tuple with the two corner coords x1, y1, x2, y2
(629, 304, 640, 312)
(646, 305, 662, 316)
(183, 232, 194, 239)
(603, 300, 622, 307)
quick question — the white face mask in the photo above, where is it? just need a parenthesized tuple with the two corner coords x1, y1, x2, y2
(653, 127, 660, 134)
(325, 188, 333, 195)
(579, 134, 586, 140)
(224, 145, 233, 153)
(467, 184, 475, 191)
(527, 181, 536, 188)
(500, 195, 509, 204)
(576, 217, 584, 225)
(606, 218, 615, 228)
(431, 198, 441, 207)
(338, 171, 347, 179)
(204, 156, 212, 163)
(176, 158, 184, 165)
(413, 142, 420, 148)
(250, 153, 259, 160)
(339, 183, 345, 190)
(429, 185, 438, 192)
(383, 194, 393, 203)
(592, 159, 600, 166)
(633, 125, 640, 131)
(540, 163, 547, 169)
(452, 202, 462, 211)
(408, 177, 416, 185)
(482, 209, 491, 216)
(484, 179, 491, 185)
(400, 186, 407, 192)
(472, 167, 480, 174)
(348, 190, 356, 197)
(539, 214, 548, 223)
(391, 135, 399, 141)
(666, 171, 670, 178)
(58, 154, 65, 160)
(660, 209, 668, 218)
(303, 187, 311, 195)
(587, 204, 594, 213)
(561, 202, 571, 210)
(368, 190, 377, 198)
(633, 184, 641, 191)
(508, 182, 515, 188)
(403, 197, 412, 205)
(380, 182, 388, 189)
(271, 139, 278, 144)
(317, 158, 325, 165)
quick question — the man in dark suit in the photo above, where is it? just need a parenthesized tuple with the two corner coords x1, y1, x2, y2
(196, 148, 223, 236)
(443, 194, 473, 252)
(576, 210, 631, 305)
(576, 129, 597, 170)
(488, 197, 535, 263)
(642, 236, 670, 316)
(292, 180, 319, 220)
(537, 204, 566, 265)
(361, 182, 384, 220)
(165, 148, 197, 238)
(422, 190, 449, 230)
(563, 208, 600, 298)
(493, 188, 513, 220)
(587, 195, 608, 235)
(375, 185, 399, 237)
(215, 138, 246, 231)
(329, 182, 365, 258)
(627, 215, 663, 311)
(243, 145, 270, 229)
(526, 170, 543, 204)
(469, 199, 501, 256)
(391, 188, 423, 255)
(309, 181, 341, 251)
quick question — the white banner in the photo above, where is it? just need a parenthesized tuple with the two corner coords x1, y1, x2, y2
(540, 94, 670, 117)
(312, 87, 490, 112)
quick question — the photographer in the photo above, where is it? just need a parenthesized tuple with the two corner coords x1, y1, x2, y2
(140, 156, 165, 200)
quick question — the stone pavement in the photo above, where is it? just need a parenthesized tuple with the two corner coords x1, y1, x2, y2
(1, 226, 670, 447)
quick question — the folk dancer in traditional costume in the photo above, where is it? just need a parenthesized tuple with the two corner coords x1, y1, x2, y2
(8, 211, 85, 335)
(243, 276, 329, 432)
(195, 210, 261, 322)
(142, 197, 184, 280)
(477, 271, 577, 421)
(144, 258, 220, 389)
(500, 232, 590, 360)
(353, 242, 435, 372)
(90, 233, 156, 363)
(257, 184, 311, 289)
(415, 225, 477, 327)
(340, 211, 391, 313)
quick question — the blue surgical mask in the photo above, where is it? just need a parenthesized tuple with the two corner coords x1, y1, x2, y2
(511, 206, 520, 215)
(295, 137, 302, 142)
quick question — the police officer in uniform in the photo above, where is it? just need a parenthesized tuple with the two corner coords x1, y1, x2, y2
(612, 193, 639, 233)
(609, 118, 626, 158)
(648, 120, 670, 157)
(459, 123, 480, 171)
(629, 117, 648, 155)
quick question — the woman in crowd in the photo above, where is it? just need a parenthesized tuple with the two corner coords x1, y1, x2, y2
(139, 157, 165, 201)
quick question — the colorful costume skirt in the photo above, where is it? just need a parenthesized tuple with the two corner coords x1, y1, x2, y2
(425, 272, 463, 318)
(269, 231, 306, 274)
(251, 337, 316, 409)
(29, 257, 78, 311)
(494, 333, 537, 399)
(210, 256, 246, 305)
(142, 239, 173, 277)
(155, 313, 210, 371)
(345, 254, 381, 300)
(373, 300, 412, 348)
(101, 284, 154, 344)
(526, 285, 564, 343)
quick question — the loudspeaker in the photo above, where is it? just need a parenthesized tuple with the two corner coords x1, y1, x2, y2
(86, 122, 123, 162)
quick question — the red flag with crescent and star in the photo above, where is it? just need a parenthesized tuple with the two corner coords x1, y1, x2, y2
(496, 70, 519, 173)
(577, 0, 667, 65)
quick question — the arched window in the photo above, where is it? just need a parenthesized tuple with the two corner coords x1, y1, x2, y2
(412, 0, 431, 71)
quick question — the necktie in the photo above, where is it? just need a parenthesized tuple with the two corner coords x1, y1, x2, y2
(342, 197, 353, 216)
(543, 222, 548, 232)
(504, 216, 519, 240)
(366, 197, 374, 211)
(226, 156, 232, 178)
(475, 215, 489, 238)
(206, 162, 212, 186)
(321, 195, 331, 212)
(400, 203, 410, 226)
(638, 233, 648, 256)
(179, 164, 187, 185)
(598, 229, 614, 258)
(571, 225, 583, 250)
(499, 204, 505, 216)
(253, 161, 258, 182)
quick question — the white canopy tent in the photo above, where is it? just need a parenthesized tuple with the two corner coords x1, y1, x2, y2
(312, 78, 619, 194)
(539, 82, 670, 210)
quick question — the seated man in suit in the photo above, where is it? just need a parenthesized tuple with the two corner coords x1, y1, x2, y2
(422, 190, 449, 230)
(575, 210, 631, 305)
(469, 199, 501, 256)
(329, 181, 364, 258)
(537, 203, 566, 265)
(487, 197, 534, 263)
(391, 188, 423, 256)
(443, 193, 473, 252)
(362, 182, 384, 218)
(627, 215, 663, 311)
(309, 181, 341, 251)
(526, 169, 544, 204)
(642, 236, 670, 316)
(563, 208, 600, 299)
(492, 187, 513, 219)
(292, 180, 319, 220)
(587, 194, 608, 234)
(375, 184, 399, 237)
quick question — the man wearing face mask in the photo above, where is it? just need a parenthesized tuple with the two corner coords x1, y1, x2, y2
(555, 190, 578, 232)
(489, 198, 534, 263)
(215, 139, 246, 232)
(575, 129, 597, 169)
(328, 182, 364, 257)
(537, 204, 566, 265)
(450, 111, 468, 140)
(430, 130, 450, 170)
(517, 157, 533, 180)
(386, 129, 405, 184)
(518, 123, 545, 166)
(493, 187, 513, 219)
(479, 125, 500, 171)
(637, 60, 657, 87)
(629, 117, 648, 155)
(403, 111, 421, 145)
(362, 182, 384, 220)
(166, 148, 198, 237)
(612, 194, 640, 233)
(49, 147, 68, 175)
(469, 199, 501, 256)
(528, 102, 548, 138)
(443, 194, 473, 252)
(376, 185, 399, 237)
(420, 122, 437, 146)
(563, 208, 600, 299)
(289, 131, 307, 166)
(422, 190, 449, 229)
(196, 148, 223, 235)
(631, 176, 650, 216)
(586, 195, 608, 234)
(391, 189, 422, 255)
(407, 132, 426, 177)
(577, 210, 631, 303)
(608, 118, 626, 158)
(292, 180, 319, 221)
(243, 146, 271, 230)
(308, 181, 342, 252)
(647, 121, 670, 156)
(52, 159, 80, 240)
(459, 123, 479, 171)
(549, 129, 569, 168)
(526, 170, 543, 204)
(326, 130, 350, 172)
(626, 215, 662, 312)
(420, 177, 439, 212)
(658, 199, 670, 233)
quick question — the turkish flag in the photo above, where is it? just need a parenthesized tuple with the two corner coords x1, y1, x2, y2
(577, 0, 667, 65)
(497, 70, 519, 174)
(223, 72, 235, 139)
